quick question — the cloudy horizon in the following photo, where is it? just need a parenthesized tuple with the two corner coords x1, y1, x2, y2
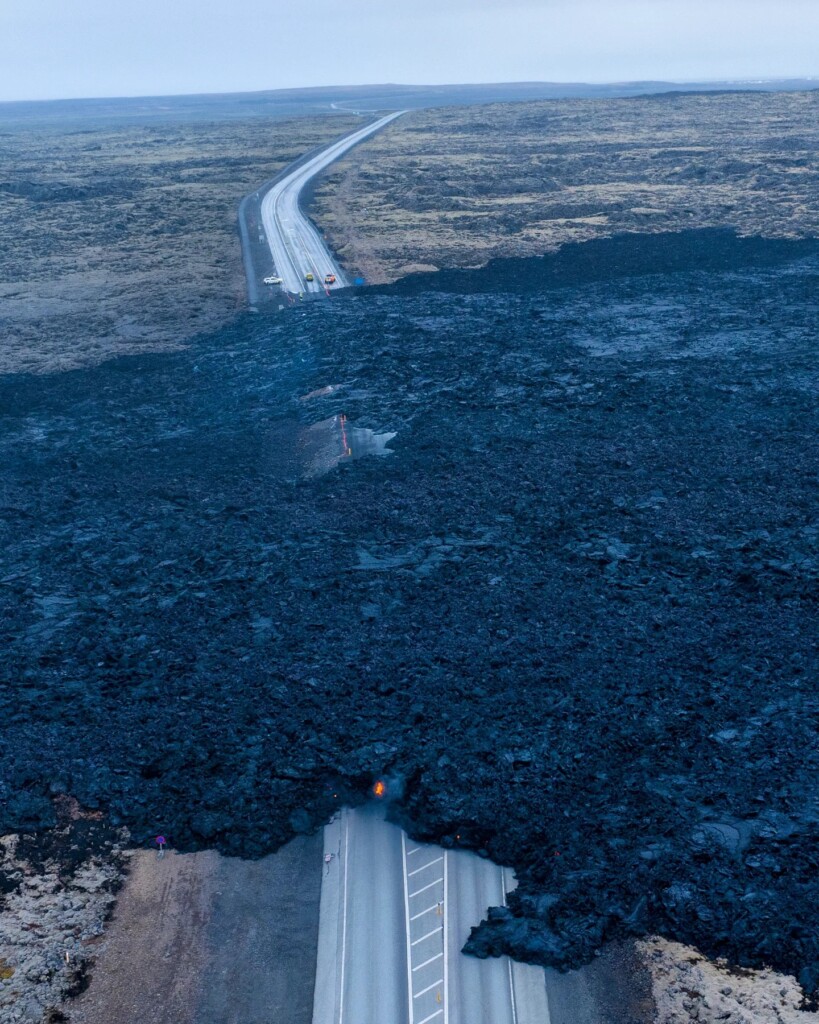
(1, 0, 818, 103)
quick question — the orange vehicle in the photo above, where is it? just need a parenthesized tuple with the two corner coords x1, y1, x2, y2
(324, 274, 336, 285)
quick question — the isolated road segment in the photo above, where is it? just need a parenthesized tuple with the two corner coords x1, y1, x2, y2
(312, 805, 551, 1024)
(259, 112, 405, 295)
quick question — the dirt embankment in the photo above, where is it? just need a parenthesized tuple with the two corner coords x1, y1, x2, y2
(0, 800, 129, 1024)
(0, 113, 359, 374)
(308, 91, 819, 283)
(639, 937, 817, 1024)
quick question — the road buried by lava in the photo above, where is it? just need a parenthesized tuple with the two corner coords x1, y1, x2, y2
(1, 230, 818, 996)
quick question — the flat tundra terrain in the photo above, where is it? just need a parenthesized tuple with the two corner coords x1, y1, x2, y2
(0, 113, 358, 374)
(308, 91, 819, 283)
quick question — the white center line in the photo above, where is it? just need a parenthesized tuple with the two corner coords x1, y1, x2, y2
(410, 903, 441, 922)
(418, 1010, 444, 1024)
(402, 831, 416, 1024)
(414, 978, 444, 999)
(443, 850, 449, 1024)
(338, 810, 350, 1024)
(409, 878, 444, 899)
(411, 926, 443, 946)
(413, 952, 444, 972)
(408, 856, 443, 877)
(502, 866, 518, 1024)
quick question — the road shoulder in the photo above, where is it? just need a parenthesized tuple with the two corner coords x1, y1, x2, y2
(67, 836, 322, 1024)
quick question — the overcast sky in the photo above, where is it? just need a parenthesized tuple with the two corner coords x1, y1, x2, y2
(1, 0, 817, 102)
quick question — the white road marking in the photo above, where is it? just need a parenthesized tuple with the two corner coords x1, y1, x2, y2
(401, 830, 416, 1024)
(502, 867, 518, 1024)
(408, 856, 443, 877)
(338, 810, 350, 1024)
(443, 850, 449, 1024)
(411, 926, 443, 947)
(409, 878, 444, 898)
(406, 847, 422, 856)
(413, 952, 443, 972)
(410, 903, 441, 921)
(414, 979, 444, 999)
(417, 1010, 444, 1024)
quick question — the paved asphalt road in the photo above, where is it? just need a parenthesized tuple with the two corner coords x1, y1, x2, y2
(260, 112, 404, 296)
(313, 805, 551, 1024)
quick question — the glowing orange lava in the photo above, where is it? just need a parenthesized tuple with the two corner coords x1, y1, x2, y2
(373, 780, 386, 799)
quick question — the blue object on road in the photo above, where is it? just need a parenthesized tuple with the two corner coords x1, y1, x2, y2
(354, 277, 366, 286)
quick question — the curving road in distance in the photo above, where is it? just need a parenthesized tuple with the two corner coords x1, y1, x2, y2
(260, 112, 405, 295)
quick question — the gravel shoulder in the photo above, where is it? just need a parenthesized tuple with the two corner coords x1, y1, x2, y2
(68, 835, 322, 1024)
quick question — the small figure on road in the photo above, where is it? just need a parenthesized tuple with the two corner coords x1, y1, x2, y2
(156, 835, 167, 860)
(324, 852, 334, 874)
(436, 900, 443, 915)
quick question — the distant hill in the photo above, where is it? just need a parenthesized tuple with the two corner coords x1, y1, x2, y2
(1, 78, 817, 128)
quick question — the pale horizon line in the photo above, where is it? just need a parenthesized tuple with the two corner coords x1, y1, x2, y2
(2, 74, 818, 108)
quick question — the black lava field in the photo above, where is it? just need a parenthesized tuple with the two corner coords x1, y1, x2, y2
(1, 230, 818, 991)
